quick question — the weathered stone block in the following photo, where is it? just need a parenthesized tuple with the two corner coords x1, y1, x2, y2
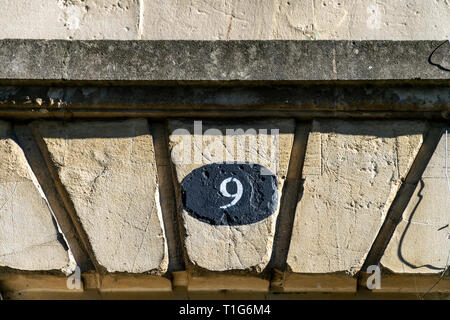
(1, 0, 449, 41)
(282, 274, 356, 293)
(287, 120, 427, 275)
(381, 127, 450, 274)
(169, 120, 295, 272)
(0, 274, 84, 300)
(32, 119, 168, 273)
(0, 121, 73, 273)
(359, 272, 450, 293)
(0, 0, 139, 40)
(142, 0, 450, 40)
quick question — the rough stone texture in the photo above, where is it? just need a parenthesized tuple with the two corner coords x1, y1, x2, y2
(142, 0, 450, 40)
(0, 0, 140, 40)
(32, 119, 168, 273)
(381, 127, 450, 274)
(186, 274, 270, 292)
(169, 119, 294, 271)
(282, 274, 356, 293)
(0, 40, 449, 82)
(0, 121, 73, 273)
(1, 0, 449, 40)
(287, 120, 428, 275)
(359, 272, 450, 293)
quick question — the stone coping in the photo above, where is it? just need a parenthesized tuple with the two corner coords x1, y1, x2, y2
(0, 40, 449, 82)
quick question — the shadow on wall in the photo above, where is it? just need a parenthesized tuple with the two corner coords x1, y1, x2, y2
(30, 118, 297, 139)
(311, 120, 428, 137)
(31, 119, 431, 139)
(397, 179, 447, 272)
(428, 40, 450, 72)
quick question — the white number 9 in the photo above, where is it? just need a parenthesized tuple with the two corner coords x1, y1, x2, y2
(219, 177, 243, 209)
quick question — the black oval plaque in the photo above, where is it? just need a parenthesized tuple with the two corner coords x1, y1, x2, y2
(181, 163, 278, 225)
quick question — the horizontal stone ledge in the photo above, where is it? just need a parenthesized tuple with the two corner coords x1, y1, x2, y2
(1, 272, 448, 299)
(358, 273, 450, 294)
(0, 85, 448, 119)
(281, 274, 357, 293)
(0, 273, 172, 299)
(0, 40, 449, 82)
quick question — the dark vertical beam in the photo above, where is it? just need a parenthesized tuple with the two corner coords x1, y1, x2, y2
(151, 121, 185, 272)
(268, 121, 311, 272)
(14, 124, 94, 271)
(26, 123, 103, 273)
(362, 124, 445, 270)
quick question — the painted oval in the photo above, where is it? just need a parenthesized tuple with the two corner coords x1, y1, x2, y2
(181, 163, 278, 225)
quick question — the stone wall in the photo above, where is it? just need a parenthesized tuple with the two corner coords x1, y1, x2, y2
(0, 39, 448, 299)
(0, 118, 448, 299)
(0, 0, 449, 40)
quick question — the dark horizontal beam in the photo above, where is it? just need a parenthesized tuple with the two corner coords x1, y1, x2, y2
(0, 40, 449, 82)
(0, 109, 446, 120)
(0, 84, 448, 119)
